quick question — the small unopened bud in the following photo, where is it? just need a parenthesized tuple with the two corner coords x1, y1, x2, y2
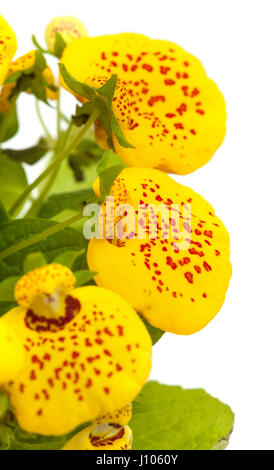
(45, 16, 88, 52)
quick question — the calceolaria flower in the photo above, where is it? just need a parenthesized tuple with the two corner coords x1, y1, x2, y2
(0, 323, 24, 383)
(87, 168, 232, 335)
(62, 404, 133, 450)
(63, 422, 133, 450)
(2, 50, 57, 101)
(0, 15, 17, 85)
(61, 33, 226, 175)
(0, 264, 152, 435)
(45, 16, 88, 52)
(0, 15, 57, 111)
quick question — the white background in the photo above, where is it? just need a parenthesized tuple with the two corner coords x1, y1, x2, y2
(1, 0, 274, 450)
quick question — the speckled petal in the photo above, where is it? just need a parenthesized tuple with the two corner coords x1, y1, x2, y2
(0, 318, 25, 383)
(95, 403, 132, 426)
(87, 168, 231, 335)
(62, 422, 133, 450)
(61, 33, 226, 175)
(0, 15, 17, 85)
(45, 16, 88, 52)
(0, 266, 151, 435)
(15, 264, 76, 308)
(3, 50, 57, 100)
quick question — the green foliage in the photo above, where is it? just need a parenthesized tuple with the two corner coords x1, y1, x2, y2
(99, 165, 124, 200)
(23, 252, 47, 273)
(0, 219, 87, 282)
(68, 138, 105, 182)
(3, 138, 50, 165)
(0, 276, 19, 302)
(38, 188, 96, 219)
(53, 32, 67, 58)
(3, 50, 56, 106)
(0, 99, 19, 143)
(139, 316, 165, 345)
(131, 382, 234, 450)
(59, 64, 134, 149)
(74, 269, 96, 287)
(0, 203, 9, 225)
(0, 153, 28, 211)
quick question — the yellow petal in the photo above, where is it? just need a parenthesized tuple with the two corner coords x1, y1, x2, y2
(0, 317, 25, 383)
(95, 403, 132, 426)
(87, 168, 231, 335)
(5, 50, 57, 100)
(14, 264, 76, 308)
(62, 422, 132, 450)
(0, 265, 151, 435)
(61, 33, 226, 175)
(45, 16, 88, 52)
(0, 15, 17, 85)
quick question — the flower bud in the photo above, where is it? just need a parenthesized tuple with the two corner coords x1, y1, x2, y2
(45, 16, 88, 53)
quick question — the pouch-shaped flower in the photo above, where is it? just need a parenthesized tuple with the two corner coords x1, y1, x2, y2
(0, 15, 17, 85)
(0, 264, 152, 435)
(61, 33, 226, 175)
(87, 168, 231, 335)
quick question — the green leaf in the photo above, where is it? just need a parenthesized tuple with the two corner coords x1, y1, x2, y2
(97, 74, 117, 106)
(99, 165, 123, 198)
(0, 276, 19, 302)
(53, 32, 67, 58)
(31, 34, 48, 54)
(72, 251, 89, 271)
(0, 202, 9, 225)
(0, 99, 19, 143)
(75, 270, 96, 287)
(58, 64, 96, 101)
(111, 114, 135, 148)
(0, 392, 9, 419)
(131, 382, 234, 450)
(0, 219, 87, 282)
(49, 158, 98, 195)
(68, 138, 105, 182)
(23, 252, 47, 273)
(3, 138, 50, 165)
(53, 250, 84, 269)
(30, 76, 48, 104)
(0, 301, 16, 317)
(34, 50, 47, 72)
(38, 188, 96, 219)
(139, 315, 164, 345)
(0, 153, 27, 211)
(4, 71, 23, 85)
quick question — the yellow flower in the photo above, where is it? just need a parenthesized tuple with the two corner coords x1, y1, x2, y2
(87, 168, 232, 335)
(45, 16, 88, 52)
(0, 15, 17, 85)
(2, 50, 57, 101)
(61, 33, 226, 175)
(63, 403, 133, 449)
(95, 403, 132, 426)
(0, 264, 152, 435)
(0, 15, 57, 107)
(0, 322, 25, 383)
(62, 422, 133, 450)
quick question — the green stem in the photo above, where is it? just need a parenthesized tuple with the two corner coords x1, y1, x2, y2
(25, 122, 75, 218)
(0, 212, 85, 262)
(56, 88, 61, 146)
(35, 99, 54, 145)
(9, 111, 98, 217)
(24, 169, 58, 218)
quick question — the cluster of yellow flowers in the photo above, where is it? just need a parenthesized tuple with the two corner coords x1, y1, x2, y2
(0, 15, 231, 450)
